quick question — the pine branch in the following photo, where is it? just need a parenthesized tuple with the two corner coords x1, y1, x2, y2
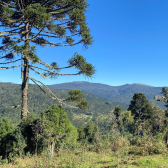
(31, 32, 79, 39)
(48, 5, 71, 13)
(29, 67, 51, 79)
(0, 26, 24, 34)
(37, 59, 72, 70)
(0, 1, 14, 7)
(38, 59, 73, 70)
(30, 27, 45, 41)
(38, 40, 81, 47)
(30, 65, 81, 76)
(38, 59, 52, 69)
(17, 0, 24, 13)
(0, 39, 21, 50)
(0, 64, 21, 70)
(0, 59, 20, 64)
(0, 34, 24, 41)
(28, 76, 78, 109)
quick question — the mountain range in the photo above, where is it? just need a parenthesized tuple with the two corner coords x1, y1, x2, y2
(48, 81, 165, 109)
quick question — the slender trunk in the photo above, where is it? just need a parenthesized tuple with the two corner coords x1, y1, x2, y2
(166, 129, 168, 145)
(48, 141, 55, 158)
(21, 21, 29, 119)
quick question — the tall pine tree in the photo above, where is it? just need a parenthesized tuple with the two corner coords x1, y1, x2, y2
(0, 0, 94, 119)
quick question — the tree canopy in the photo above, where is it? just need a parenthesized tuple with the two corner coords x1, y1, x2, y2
(0, 0, 95, 119)
(128, 93, 153, 120)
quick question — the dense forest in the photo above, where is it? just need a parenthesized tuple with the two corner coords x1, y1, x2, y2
(0, 83, 127, 130)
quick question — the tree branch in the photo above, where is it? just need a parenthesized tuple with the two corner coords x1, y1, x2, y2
(0, 59, 21, 64)
(28, 76, 78, 109)
(0, 64, 21, 70)
(30, 65, 81, 76)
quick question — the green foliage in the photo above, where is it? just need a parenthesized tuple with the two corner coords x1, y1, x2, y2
(20, 114, 38, 154)
(0, 118, 14, 160)
(0, 118, 14, 138)
(130, 133, 167, 156)
(128, 93, 153, 121)
(112, 106, 124, 135)
(77, 122, 98, 143)
(21, 105, 78, 156)
(68, 53, 95, 77)
(0, 118, 26, 162)
(122, 110, 134, 133)
(0, 83, 127, 131)
(155, 87, 168, 117)
(66, 89, 88, 110)
(113, 106, 122, 119)
(40, 105, 76, 142)
(84, 122, 98, 143)
(24, 4, 50, 27)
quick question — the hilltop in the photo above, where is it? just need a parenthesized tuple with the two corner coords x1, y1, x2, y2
(48, 81, 165, 108)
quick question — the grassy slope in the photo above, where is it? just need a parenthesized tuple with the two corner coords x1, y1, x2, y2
(2, 149, 168, 168)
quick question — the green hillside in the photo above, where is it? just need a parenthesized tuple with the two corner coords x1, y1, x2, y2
(0, 83, 127, 131)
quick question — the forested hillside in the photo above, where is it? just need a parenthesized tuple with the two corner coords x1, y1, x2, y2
(48, 81, 164, 108)
(0, 83, 127, 130)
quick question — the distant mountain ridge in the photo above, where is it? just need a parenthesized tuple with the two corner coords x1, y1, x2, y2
(48, 81, 165, 109)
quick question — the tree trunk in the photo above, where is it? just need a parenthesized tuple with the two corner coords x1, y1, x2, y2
(21, 22, 29, 119)
(48, 141, 55, 158)
(166, 129, 168, 145)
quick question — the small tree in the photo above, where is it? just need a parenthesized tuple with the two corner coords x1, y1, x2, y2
(0, 118, 14, 160)
(84, 122, 98, 143)
(122, 110, 134, 134)
(112, 106, 124, 136)
(39, 104, 77, 157)
(77, 122, 98, 143)
(128, 93, 154, 135)
(155, 87, 168, 144)
(128, 93, 153, 121)
(155, 87, 168, 117)
(0, 0, 95, 119)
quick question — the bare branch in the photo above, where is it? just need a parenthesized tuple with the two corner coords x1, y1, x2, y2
(0, 34, 24, 41)
(30, 26, 45, 41)
(0, 59, 21, 64)
(0, 64, 21, 70)
(0, 26, 24, 34)
(0, 1, 14, 7)
(29, 66, 51, 79)
(38, 59, 52, 69)
(28, 76, 78, 109)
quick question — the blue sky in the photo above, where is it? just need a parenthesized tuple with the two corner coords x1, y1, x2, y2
(1, 0, 168, 87)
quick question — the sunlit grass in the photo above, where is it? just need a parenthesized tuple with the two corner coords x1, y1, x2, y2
(1, 148, 168, 168)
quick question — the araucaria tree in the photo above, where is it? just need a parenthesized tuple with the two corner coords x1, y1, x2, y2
(128, 93, 153, 121)
(0, 0, 94, 119)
